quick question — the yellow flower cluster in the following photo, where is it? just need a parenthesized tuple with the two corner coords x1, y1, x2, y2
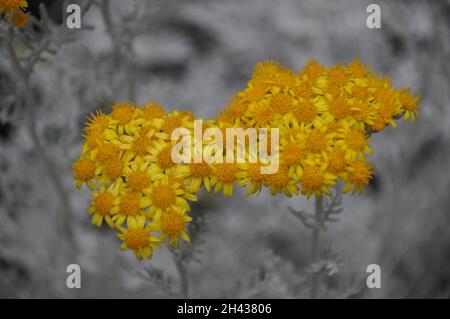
(0, 0, 29, 28)
(73, 103, 197, 260)
(215, 59, 419, 197)
(73, 59, 419, 261)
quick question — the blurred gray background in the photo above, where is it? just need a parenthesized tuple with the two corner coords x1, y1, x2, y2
(0, 0, 449, 298)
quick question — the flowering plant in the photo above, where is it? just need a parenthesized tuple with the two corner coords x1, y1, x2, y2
(73, 59, 419, 261)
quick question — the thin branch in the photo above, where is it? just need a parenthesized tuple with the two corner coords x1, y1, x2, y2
(99, 0, 136, 101)
(170, 248, 190, 298)
(310, 195, 323, 299)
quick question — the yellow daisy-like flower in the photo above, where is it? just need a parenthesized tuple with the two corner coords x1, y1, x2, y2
(264, 165, 299, 197)
(243, 82, 269, 104)
(343, 160, 373, 194)
(123, 158, 160, 193)
(300, 59, 325, 82)
(101, 156, 125, 184)
(160, 111, 194, 136)
(223, 94, 249, 125)
(82, 111, 111, 153)
(289, 99, 325, 128)
(139, 102, 166, 127)
(302, 126, 335, 160)
(237, 161, 268, 196)
(324, 148, 348, 176)
(335, 126, 372, 161)
(211, 162, 239, 196)
(0, 0, 27, 17)
(72, 156, 97, 190)
(187, 161, 213, 192)
(349, 99, 377, 125)
(12, 8, 28, 28)
(320, 94, 355, 126)
(245, 100, 280, 129)
(147, 141, 179, 174)
(119, 125, 168, 160)
(111, 191, 151, 227)
(94, 142, 121, 165)
(144, 178, 196, 221)
(156, 210, 192, 248)
(108, 101, 143, 135)
(297, 164, 337, 198)
(88, 184, 120, 228)
(116, 216, 161, 260)
(279, 135, 305, 175)
(397, 88, 419, 121)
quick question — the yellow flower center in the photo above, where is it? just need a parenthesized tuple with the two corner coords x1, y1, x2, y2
(132, 135, 151, 157)
(351, 85, 369, 101)
(301, 60, 323, 80)
(248, 162, 265, 183)
(246, 85, 266, 102)
(347, 161, 372, 185)
(293, 100, 317, 123)
(216, 110, 234, 124)
(93, 192, 114, 216)
(327, 149, 346, 174)
(160, 212, 186, 237)
(227, 97, 248, 117)
(84, 128, 104, 149)
(371, 116, 386, 132)
(299, 166, 324, 192)
(325, 122, 342, 134)
(124, 228, 148, 250)
(328, 65, 349, 86)
(162, 116, 182, 135)
(375, 88, 393, 105)
(329, 96, 351, 119)
(119, 193, 140, 216)
(97, 143, 120, 164)
(12, 10, 28, 28)
(266, 168, 290, 188)
(253, 105, 273, 125)
(347, 59, 369, 78)
(274, 70, 295, 89)
(143, 104, 165, 120)
(398, 90, 418, 112)
(111, 103, 134, 125)
(127, 171, 151, 193)
(305, 130, 327, 154)
(295, 80, 314, 99)
(282, 144, 304, 166)
(150, 185, 176, 209)
(0, 0, 26, 11)
(73, 158, 96, 181)
(379, 102, 396, 119)
(189, 162, 211, 178)
(344, 130, 367, 151)
(105, 158, 123, 180)
(270, 93, 292, 114)
(215, 163, 238, 183)
(157, 146, 175, 169)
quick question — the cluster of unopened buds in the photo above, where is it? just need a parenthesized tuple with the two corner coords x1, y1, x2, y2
(73, 58, 419, 260)
(1, 0, 29, 28)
